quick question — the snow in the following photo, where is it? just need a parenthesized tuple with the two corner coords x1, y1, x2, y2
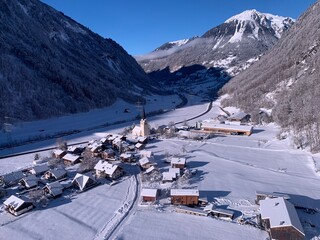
(260, 197, 304, 235)
(171, 189, 199, 196)
(1, 95, 320, 239)
(141, 188, 157, 198)
(62, 153, 80, 162)
(3, 195, 29, 210)
(169, 39, 189, 47)
(94, 161, 118, 175)
(170, 157, 186, 165)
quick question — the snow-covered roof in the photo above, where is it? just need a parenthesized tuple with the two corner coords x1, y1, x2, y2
(228, 112, 249, 121)
(72, 173, 96, 191)
(120, 153, 132, 158)
(162, 172, 176, 181)
(94, 160, 119, 175)
(67, 146, 83, 152)
(169, 168, 180, 176)
(260, 197, 304, 235)
(146, 166, 156, 174)
(171, 189, 199, 196)
(47, 168, 67, 179)
(210, 208, 234, 216)
(201, 121, 253, 132)
(63, 153, 80, 162)
(140, 150, 152, 158)
(139, 157, 150, 166)
(141, 188, 158, 198)
(45, 181, 64, 196)
(176, 206, 208, 215)
(171, 157, 186, 165)
(4, 195, 32, 210)
(20, 175, 39, 188)
(0, 171, 24, 185)
(29, 164, 49, 175)
(53, 149, 65, 155)
(135, 143, 143, 148)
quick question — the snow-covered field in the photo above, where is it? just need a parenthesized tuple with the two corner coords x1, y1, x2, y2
(1, 96, 320, 239)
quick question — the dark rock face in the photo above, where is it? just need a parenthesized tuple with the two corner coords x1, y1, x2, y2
(0, 0, 158, 121)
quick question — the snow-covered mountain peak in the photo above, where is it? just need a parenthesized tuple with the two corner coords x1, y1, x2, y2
(225, 9, 264, 23)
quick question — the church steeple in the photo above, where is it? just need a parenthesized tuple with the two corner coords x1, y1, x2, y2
(141, 105, 146, 120)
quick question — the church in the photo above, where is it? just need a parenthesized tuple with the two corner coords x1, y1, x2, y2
(132, 106, 149, 137)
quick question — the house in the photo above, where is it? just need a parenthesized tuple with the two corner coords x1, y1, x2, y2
(146, 166, 157, 174)
(204, 204, 235, 220)
(255, 191, 290, 205)
(62, 153, 81, 165)
(0, 171, 25, 187)
(132, 110, 149, 137)
(135, 142, 144, 150)
(201, 121, 253, 136)
(52, 149, 67, 159)
(120, 153, 134, 162)
(171, 189, 199, 206)
(139, 157, 152, 170)
(43, 181, 64, 198)
(42, 168, 67, 181)
(19, 175, 39, 189)
(94, 160, 124, 179)
(67, 146, 85, 155)
(137, 136, 148, 144)
(0, 187, 6, 198)
(72, 173, 97, 192)
(141, 188, 158, 202)
(259, 197, 305, 240)
(27, 164, 50, 176)
(162, 172, 177, 183)
(171, 157, 186, 169)
(139, 150, 153, 159)
(101, 149, 116, 160)
(227, 112, 250, 124)
(175, 206, 208, 217)
(4, 195, 34, 216)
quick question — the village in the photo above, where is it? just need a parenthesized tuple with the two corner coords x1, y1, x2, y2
(0, 106, 313, 240)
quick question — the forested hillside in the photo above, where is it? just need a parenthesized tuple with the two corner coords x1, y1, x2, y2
(221, 1, 320, 151)
(0, 0, 158, 122)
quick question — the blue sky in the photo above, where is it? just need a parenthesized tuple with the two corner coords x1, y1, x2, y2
(41, 0, 316, 56)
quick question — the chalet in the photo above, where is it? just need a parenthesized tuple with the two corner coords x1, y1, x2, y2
(227, 112, 250, 124)
(43, 181, 64, 198)
(201, 121, 253, 136)
(120, 153, 134, 162)
(88, 142, 104, 154)
(139, 157, 152, 170)
(171, 189, 199, 206)
(94, 160, 124, 179)
(171, 157, 186, 169)
(42, 168, 67, 181)
(140, 150, 153, 159)
(0, 187, 6, 198)
(101, 149, 116, 160)
(0, 171, 25, 187)
(52, 149, 67, 159)
(135, 142, 144, 150)
(67, 146, 85, 155)
(204, 204, 235, 220)
(72, 173, 97, 192)
(4, 195, 34, 216)
(62, 153, 81, 165)
(259, 197, 305, 240)
(19, 175, 39, 189)
(255, 191, 291, 205)
(137, 136, 148, 144)
(141, 188, 158, 202)
(162, 172, 177, 183)
(175, 206, 208, 217)
(27, 164, 50, 176)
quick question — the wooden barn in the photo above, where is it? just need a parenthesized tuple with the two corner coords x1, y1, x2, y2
(204, 204, 235, 220)
(227, 112, 250, 124)
(259, 197, 305, 240)
(162, 172, 177, 183)
(170, 189, 199, 206)
(170, 158, 186, 169)
(139, 157, 152, 170)
(101, 149, 116, 160)
(141, 188, 158, 202)
(94, 160, 123, 179)
(4, 195, 34, 216)
(201, 121, 253, 136)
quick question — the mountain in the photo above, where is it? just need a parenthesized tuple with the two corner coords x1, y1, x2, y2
(0, 0, 159, 122)
(137, 10, 294, 77)
(221, 1, 320, 151)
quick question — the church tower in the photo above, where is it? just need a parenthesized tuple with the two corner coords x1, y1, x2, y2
(140, 106, 149, 137)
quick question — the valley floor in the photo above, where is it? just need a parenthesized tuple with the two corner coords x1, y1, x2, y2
(1, 97, 320, 240)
